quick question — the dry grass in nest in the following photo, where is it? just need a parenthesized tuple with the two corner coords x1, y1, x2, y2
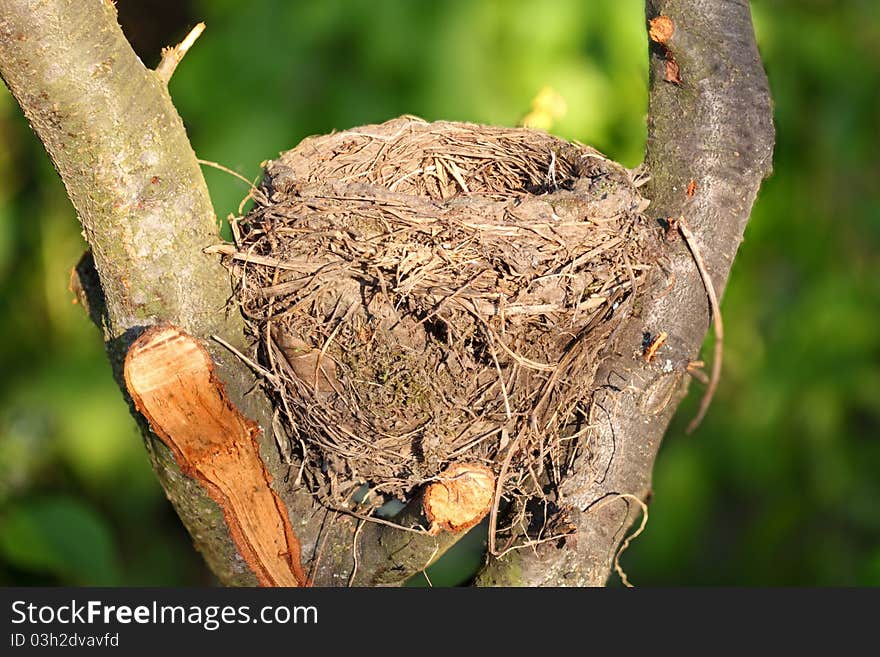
(219, 116, 659, 540)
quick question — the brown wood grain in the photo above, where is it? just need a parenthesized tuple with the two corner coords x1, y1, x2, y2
(423, 463, 495, 535)
(124, 325, 307, 587)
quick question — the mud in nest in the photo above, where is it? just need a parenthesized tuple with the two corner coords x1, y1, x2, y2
(223, 116, 658, 532)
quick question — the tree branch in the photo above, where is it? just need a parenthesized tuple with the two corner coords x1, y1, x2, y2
(476, 0, 774, 586)
(0, 0, 445, 586)
(2, 0, 773, 588)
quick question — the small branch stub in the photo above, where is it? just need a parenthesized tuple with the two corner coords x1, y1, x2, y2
(222, 117, 657, 553)
(155, 22, 206, 84)
(648, 15, 682, 84)
(642, 330, 668, 363)
(424, 463, 495, 535)
(648, 15, 675, 45)
(124, 325, 307, 586)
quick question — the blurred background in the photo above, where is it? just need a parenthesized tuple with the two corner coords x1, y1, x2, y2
(0, 0, 877, 586)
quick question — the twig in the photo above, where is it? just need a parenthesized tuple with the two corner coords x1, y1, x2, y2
(203, 246, 312, 272)
(677, 217, 724, 434)
(196, 158, 253, 188)
(419, 545, 441, 588)
(613, 494, 648, 588)
(488, 429, 523, 556)
(210, 334, 277, 381)
(493, 530, 577, 560)
(588, 493, 649, 588)
(316, 320, 344, 395)
(347, 518, 366, 587)
(471, 313, 557, 372)
(308, 509, 336, 584)
(155, 22, 205, 84)
(196, 158, 264, 206)
(485, 332, 512, 421)
(686, 360, 709, 385)
(329, 505, 431, 535)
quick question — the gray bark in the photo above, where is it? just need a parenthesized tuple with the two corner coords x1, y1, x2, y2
(0, 0, 397, 586)
(477, 0, 774, 586)
(1, 0, 773, 586)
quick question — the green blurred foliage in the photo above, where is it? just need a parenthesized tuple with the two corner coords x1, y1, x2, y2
(0, 0, 877, 586)
(0, 496, 119, 585)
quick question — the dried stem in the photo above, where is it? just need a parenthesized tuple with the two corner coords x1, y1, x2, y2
(476, 0, 774, 586)
(155, 22, 205, 84)
(678, 217, 724, 433)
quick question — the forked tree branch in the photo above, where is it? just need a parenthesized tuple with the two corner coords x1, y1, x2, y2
(1, 0, 772, 586)
(476, 0, 774, 586)
(0, 0, 441, 586)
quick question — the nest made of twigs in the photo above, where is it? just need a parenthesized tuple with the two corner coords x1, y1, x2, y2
(221, 116, 658, 535)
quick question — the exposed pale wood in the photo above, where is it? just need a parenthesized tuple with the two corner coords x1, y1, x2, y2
(124, 325, 307, 587)
(424, 463, 495, 535)
(0, 0, 477, 587)
(3, 0, 775, 588)
(155, 22, 206, 84)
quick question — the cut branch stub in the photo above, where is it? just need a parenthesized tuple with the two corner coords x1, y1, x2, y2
(424, 463, 495, 535)
(649, 15, 682, 84)
(123, 325, 307, 587)
(648, 15, 675, 44)
(227, 117, 658, 548)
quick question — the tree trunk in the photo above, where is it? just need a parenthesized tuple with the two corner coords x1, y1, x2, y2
(0, 0, 773, 586)
(477, 0, 774, 586)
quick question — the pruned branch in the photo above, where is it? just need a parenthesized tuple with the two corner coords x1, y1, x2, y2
(0, 0, 441, 587)
(124, 325, 308, 586)
(476, 0, 774, 586)
(1, 0, 773, 587)
(0, 0, 261, 584)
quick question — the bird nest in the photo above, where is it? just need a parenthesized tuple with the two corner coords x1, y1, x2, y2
(221, 116, 659, 534)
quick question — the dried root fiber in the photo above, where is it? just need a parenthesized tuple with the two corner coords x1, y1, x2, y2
(221, 116, 659, 541)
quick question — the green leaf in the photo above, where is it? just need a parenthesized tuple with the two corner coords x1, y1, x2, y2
(0, 495, 120, 585)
